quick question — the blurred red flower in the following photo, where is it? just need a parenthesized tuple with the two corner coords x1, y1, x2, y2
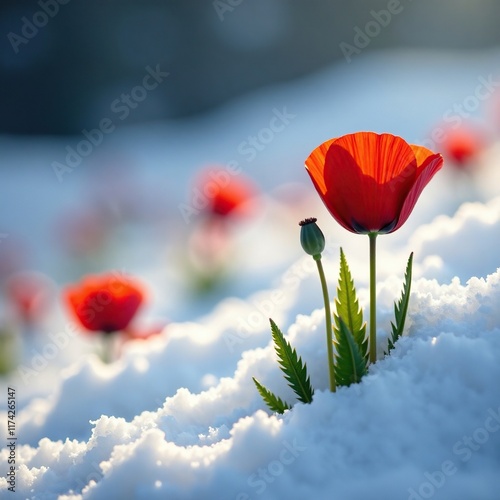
(64, 273, 145, 333)
(441, 126, 485, 167)
(196, 169, 257, 218)
(305, 132, 443, 234)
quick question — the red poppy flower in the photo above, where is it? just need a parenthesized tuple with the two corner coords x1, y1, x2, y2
(305, 132, 444, 234)
(441, 126, 485, 167)
(64, 273, 145, 333)
(196, 169, 257, 218)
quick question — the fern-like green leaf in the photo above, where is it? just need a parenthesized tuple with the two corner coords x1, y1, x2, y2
(386, 252, 413, 354)
(334, 248, 368, 362)
(270, 319, 314, 404)
(252, 377, 291, 414)
(334, 317, 367, 387)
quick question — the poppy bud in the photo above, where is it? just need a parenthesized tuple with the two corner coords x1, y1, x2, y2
(299, 218, 325, 259)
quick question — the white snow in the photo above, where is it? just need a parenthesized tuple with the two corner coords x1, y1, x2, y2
(1, 48, 500, 499)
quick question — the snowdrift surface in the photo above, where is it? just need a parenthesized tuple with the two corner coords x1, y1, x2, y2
(2, 46, 500, 500)
(1, 195, 500, 500)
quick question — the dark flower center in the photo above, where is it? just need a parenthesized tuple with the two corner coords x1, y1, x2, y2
(299, 217, 317, 226)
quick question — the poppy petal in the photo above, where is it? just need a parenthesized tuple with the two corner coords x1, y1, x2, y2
(63, 274, 145, 334)
(393, 153, 444, 231)
(311, 133, 418, 232)
(332, 132, 417, 183)
(305, 137, 337, 196)
(305, 132, 443, 234)
(410, 144, 438, 168)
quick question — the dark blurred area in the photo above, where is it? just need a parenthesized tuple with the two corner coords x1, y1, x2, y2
(1, 0, 500, 136)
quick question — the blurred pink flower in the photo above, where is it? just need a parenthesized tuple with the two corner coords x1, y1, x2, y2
(5, 271, 53, 326)
(56, 209, 110, 258)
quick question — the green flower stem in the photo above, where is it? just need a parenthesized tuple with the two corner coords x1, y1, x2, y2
(368, 232, 378, 364)
(315, 255, 336, 392)
(101, 332, 114, 364)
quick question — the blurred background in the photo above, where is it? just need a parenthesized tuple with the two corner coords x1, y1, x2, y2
(1, 0, 500, 332)
(1, 0, 500, 135)
(2, 4, 500, 489)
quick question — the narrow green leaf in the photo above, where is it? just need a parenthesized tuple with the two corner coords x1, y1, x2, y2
(252, 377, 291, 414)
(386, 252, 413, 354)
(270, 319, 314, 404)
(334, 248, 368, 362)
(334, 317, 367, 387)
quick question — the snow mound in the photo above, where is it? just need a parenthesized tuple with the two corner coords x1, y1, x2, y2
(1, 195, 500, 499)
